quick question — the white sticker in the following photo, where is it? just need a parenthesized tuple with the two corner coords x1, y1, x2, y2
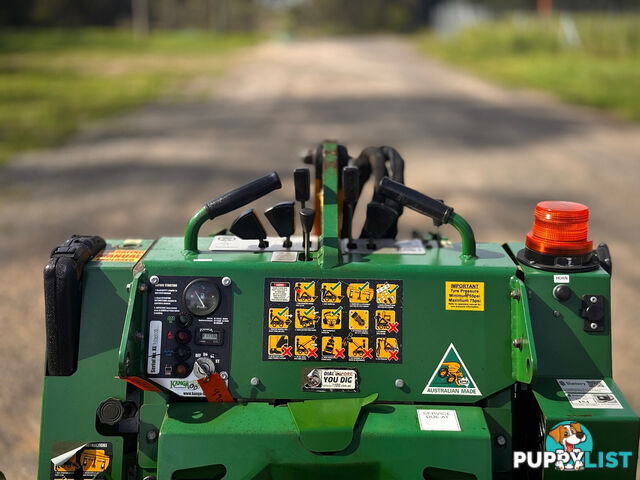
(270, 282, 290, 302)
(417, 409, 461, 431)
(303, 368, 358, 391)
(271, 251, 298, 263)
(147, 321, 162, 374)
(557, 379, 611, 394)
(422, 343, 482, 396)
(557, 379, 623, 409)
(209, 235, 317, 252)
(554, 274, 570, 283)
(565, 393, 623, 409)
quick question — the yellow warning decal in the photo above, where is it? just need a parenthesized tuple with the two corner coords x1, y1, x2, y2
(93, 249, 145, 263)
(445, 282, 484, 311)
(322, 307, 342, 329)
(346, 282, 374, 303)
(295, 281, 316, 302)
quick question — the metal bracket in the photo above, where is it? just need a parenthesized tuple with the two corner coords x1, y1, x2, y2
(510, 276, 537, 383)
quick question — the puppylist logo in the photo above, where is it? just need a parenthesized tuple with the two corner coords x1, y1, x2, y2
(514, 421, 633, 471)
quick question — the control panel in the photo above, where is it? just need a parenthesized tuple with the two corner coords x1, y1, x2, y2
(146, 276, 232, 397)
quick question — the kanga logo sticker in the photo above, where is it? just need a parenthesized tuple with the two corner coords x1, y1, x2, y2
(422, 343, 481, 396)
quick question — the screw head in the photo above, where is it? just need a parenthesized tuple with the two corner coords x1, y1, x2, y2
(510, 290, 521, 300)
(220, 371, 228, 380)
(394, 378, 405, 389)
(146, 428, 159, 443)
(590, 296, 598, 303)
(496, 435, 507, 447)
(149, 275, 160, 285)
(512, 338, 523, 350)
(590, 322, 598, 330)
(250, 376, 260, 386)
(553, 310, 561, 318)
(137, 283, 148, 292)
(222, 276, 232, 287)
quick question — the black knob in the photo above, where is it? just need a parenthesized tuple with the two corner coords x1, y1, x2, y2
(230, 209, 268, 248)
(177, 313, 192, 327)
(175, 345, 191, 361)
(553, 284, 571, 302)
(97, 397, 125, 426)
(299, 208, 315, 235)
(265, 202, 295, 248)
(294, 168, 311, 208)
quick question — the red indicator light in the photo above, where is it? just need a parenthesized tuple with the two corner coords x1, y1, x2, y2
(525, 201, 593, 256)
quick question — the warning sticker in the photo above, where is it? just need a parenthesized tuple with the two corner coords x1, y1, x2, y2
(322, 307, 343, 329)
(557, 379, 623, 409)
(417, 409, 461, 431)
(270, 282, 290, 302)
(422, 343, 481, 396)
(92, 249, 145, 263)
(445, 282, 484, 311)
(303, 368, 358, 392)
(263, 278, 402, 363)
(51, 442, 113, 479)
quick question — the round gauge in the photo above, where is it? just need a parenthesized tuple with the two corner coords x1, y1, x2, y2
(183, 279, 221, 317)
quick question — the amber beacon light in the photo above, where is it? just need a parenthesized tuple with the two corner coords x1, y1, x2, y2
(518, 200, 599, 272)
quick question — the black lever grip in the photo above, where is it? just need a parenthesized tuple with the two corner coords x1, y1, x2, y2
(205, 172, 281, 219)
(294, 168, 310, 203)
(343, 166, 359, 204)
(378, 177, 453, 224)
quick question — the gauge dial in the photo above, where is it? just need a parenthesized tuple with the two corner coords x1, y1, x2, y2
(183, 279, 220, 317)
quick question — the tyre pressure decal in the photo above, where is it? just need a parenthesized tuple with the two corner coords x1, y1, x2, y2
(263, 278, 403, 363)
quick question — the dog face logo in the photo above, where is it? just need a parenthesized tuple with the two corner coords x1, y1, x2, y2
(545, 422, 593, 471)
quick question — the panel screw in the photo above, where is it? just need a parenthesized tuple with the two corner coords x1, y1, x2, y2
(220, 371, 228, 380)
(146, 428, 159, 443)
(137, 283, 148, 292)
(149, 275, 160, 285)
(510, 290, 521, 300)
(126, 283, 131, 292)
(222, 276, 232, 287)
(553, 310, 561, 318)
(512, 338, 523, 350)
(250, 376, 260, 386)
(590, 296, 598, 304)
(590, 322, 598, 330)
(496, 435, 507, 447)
(394, 378, 405, 389)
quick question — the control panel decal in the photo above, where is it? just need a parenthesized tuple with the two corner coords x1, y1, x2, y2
(263, 278, 402, 363)
(146, 276, 232, 397)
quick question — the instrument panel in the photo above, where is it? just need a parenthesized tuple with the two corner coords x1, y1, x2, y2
(146, 276, 232, 397)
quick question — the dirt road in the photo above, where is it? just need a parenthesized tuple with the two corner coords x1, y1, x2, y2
(1, 37, 639, 479)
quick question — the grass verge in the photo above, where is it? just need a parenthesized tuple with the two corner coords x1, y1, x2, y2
(413, 14, 640, 121)
(0, 29, 259, 165)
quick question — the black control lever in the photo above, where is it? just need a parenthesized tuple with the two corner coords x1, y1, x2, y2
(265, 201, 295, 248)
(362, 202, 398, 250)
(294, 168, 310, 209)
(378, 177, 476, 258)
(342, 166, 359, 249)
(299, 208, 315, 261)
(230, 209, 269, 249)
(185, 172, 281, 252)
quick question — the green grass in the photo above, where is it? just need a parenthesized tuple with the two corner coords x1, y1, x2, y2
(0, 29, 259, 165)
(413, 14, 640, 121)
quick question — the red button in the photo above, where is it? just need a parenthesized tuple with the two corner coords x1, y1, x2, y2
(177, 331, 190, 343)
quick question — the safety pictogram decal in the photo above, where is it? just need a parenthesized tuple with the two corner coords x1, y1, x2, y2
(263, 278, 402, 363)
(422, 343, 481, 396)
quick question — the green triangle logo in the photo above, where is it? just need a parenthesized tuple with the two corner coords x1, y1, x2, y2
(422, 343, 481, 396)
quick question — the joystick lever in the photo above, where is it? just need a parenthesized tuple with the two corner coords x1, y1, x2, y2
(299, 208, 315, 261)
(294, 168, 310, 209)
(362, 202, 398, 250)
(230, 209, 269, 249)
(342, 166, 359, 249)
(265, 202, 295, 248)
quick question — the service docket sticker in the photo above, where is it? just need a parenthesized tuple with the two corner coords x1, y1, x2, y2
(303, 368, 358, 392)
(417, 409, 461, 431)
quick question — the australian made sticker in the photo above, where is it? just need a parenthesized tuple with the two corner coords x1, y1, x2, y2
(302, 368, 359, 392)
(422, 343, 481, 396)
(51, 442, 113, 479)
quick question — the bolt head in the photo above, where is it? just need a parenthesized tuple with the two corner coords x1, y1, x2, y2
(590, 296, 598, 303)
(250, 376, 260, 386)
(146, 428, 159, 443)
(590, 322, 598, 330)
(394, 378, 405, 389)
(553, 310, 561, 318)
(149, 275, 160, 285)
(496, 435, 507, 447)
(220, 371, 228, 380)
(222, 276, 232, 287)
(137, 283, 148, 292)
